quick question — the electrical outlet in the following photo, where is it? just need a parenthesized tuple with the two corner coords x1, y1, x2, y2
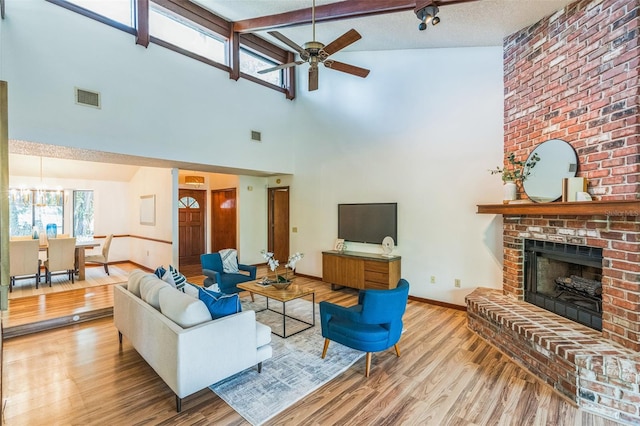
(454, 279, 461, 288)
(430, 276, 436, 284)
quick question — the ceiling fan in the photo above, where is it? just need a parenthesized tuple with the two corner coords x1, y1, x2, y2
(258, 0, 370, 91)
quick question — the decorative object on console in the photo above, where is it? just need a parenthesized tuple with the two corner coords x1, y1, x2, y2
(522, 139, 578, 203)
(381, 236, 395, 257)
(334, 238, 345, 252)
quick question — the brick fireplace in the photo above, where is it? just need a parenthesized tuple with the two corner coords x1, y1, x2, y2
(467, 0, 640, 423)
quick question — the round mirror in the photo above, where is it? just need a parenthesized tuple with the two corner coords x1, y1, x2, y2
(523, 139, 578, 203)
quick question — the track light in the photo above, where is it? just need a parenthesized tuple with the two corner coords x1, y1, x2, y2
(416, 4, 440, 31)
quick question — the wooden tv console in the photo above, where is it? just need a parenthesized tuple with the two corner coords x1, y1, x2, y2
(322, 250, 401, 290)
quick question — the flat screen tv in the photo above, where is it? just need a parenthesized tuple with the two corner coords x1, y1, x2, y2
(338, 203, 397, 245)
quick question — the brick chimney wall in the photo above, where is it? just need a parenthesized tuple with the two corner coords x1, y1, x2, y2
(504, 0, 639, 200)
(501, 0, 640, 351)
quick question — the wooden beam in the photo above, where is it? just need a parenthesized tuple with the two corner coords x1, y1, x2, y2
(234, 0, 415, 33)
(0, 81, 9, 311)
(229, 31, 240, 81)
(233, 0, 480, 33)
(136, 0, 149, 47)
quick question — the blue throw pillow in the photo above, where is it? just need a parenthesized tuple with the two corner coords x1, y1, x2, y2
(198, 287, 241, 320)
(153, 266, 166, 279)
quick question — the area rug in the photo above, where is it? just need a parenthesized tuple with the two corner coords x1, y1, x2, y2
(209, 297, 364, 426)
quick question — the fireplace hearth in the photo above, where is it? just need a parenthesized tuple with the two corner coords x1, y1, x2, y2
(523, 240, 603, 331)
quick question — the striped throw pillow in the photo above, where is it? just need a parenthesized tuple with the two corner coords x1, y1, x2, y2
(169, 265, 187, 291)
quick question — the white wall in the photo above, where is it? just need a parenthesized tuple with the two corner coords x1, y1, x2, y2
(0, 0, 296, 175)
(289, 47, 505, 305)
(2, 2, 507, 304)
(128, 166, 173, 269)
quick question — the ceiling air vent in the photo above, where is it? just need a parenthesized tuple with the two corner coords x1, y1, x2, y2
(75, 87, 101, 109)
(251, 130, 262, 142)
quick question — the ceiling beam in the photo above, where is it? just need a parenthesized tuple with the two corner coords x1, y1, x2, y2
(234, 0, 416, 33)
(232, 0, 479, 33)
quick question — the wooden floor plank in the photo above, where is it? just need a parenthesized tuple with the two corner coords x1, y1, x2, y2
(1, 263, 627, 425)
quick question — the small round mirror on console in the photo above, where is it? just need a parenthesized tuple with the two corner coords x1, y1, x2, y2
(523, 139, 578, 203)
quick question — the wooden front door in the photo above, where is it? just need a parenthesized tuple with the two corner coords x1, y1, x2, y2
(211, 188, 237, 252)
(178, 189, 205, 266)
(268, 187, 290, 264)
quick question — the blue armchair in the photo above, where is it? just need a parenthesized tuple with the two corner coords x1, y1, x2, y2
(320, 279, 410, 377)
(200, 252, 257, 295)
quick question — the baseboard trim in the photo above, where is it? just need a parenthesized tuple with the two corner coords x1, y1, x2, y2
(3, 307, 113, 339)
(409, 295, 466, 311)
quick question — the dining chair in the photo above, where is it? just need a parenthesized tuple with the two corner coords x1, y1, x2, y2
(320, 279, 410, 377)
(85, 234, 113, 275)
(44, 237, 77, 285)
(9, 239, 41, 292)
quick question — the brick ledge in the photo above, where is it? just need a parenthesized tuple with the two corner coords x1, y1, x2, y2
(466, 287, 640, 424)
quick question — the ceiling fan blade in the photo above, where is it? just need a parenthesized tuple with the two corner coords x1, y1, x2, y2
(321, 29, 362, 57)
(309, 66, 319, 91)
(268, 31, 306, 56)
(258, 61, 304, 74)
(323, 60, 370, 78)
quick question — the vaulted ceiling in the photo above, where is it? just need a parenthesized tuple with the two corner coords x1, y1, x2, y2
(11, 0, 577, 180)
(191, 0, 575, 51)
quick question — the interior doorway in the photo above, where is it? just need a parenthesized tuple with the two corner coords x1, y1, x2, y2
(178, 189, 206, 269)
(268, 186, 290, 264)
(211, 188, 237, 252)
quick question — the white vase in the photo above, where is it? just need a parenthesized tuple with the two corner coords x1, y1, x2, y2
(503, 181, 517, 202)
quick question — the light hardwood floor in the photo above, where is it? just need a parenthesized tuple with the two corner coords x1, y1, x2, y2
(2, 270, 625, 425)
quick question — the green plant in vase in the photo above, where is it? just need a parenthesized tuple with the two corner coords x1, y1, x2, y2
(489, 152, 540, 183)
(489, 152, 540, 202)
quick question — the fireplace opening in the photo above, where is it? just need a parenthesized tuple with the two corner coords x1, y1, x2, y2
(523, 240, 603, 331)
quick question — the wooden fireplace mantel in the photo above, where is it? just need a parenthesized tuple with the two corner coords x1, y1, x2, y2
(476, 200, 640, 216)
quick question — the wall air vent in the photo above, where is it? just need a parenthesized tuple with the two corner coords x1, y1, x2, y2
(75, 87, 101, 109)
(251, 130, 262, 142)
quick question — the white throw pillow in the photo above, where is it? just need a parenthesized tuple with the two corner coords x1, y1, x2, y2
(183, 282, 200, 298)
(140, 278, 172, 310)
(159, 289, 212, 328)
(161, 269, 176, 288)
(219, 248, 239, 273)
(127, 269, 148, 297)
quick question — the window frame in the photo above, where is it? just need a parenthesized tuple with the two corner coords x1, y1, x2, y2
(9, 189, 65, 236)
(47, 0, 296, 98)
(73, 190, 95, 240)
(46, 0, 136, 35)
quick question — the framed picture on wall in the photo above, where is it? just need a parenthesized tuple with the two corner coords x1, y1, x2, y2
(140, 194, 156, 226)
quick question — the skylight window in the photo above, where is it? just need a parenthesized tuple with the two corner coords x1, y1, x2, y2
(150, 4, 226, 65)
(64, 0, 133, 27)
(240, 48, 283, 87)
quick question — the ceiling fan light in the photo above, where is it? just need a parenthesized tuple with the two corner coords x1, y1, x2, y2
(432, 16, 441, 25)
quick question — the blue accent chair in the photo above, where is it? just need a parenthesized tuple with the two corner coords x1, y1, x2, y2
(200, 252, 257, 295)
(320, 279, 410, 377)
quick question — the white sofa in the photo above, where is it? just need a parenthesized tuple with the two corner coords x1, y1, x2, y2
(113, 270, 272, 412)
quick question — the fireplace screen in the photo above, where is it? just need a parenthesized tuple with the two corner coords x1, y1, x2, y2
(523, 240, 603, 331)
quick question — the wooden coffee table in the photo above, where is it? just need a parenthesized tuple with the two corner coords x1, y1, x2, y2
(237, 282, 315, 338)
